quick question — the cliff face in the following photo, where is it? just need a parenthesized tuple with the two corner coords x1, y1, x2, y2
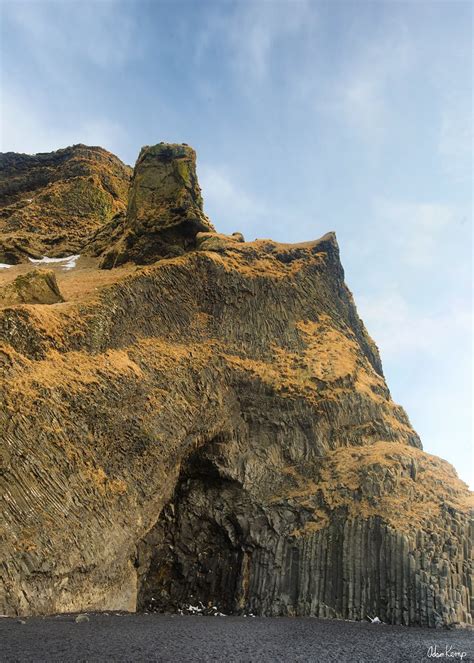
(0, 144, 471, 627)
(0, 145, 131, 263)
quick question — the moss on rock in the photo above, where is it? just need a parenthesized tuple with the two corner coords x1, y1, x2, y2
(0, 269, 64, 305)
(94, 143, 214, 267)
(0, 145, 131, 262)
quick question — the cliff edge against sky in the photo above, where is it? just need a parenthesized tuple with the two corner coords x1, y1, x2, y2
(0, 143, 471, 626)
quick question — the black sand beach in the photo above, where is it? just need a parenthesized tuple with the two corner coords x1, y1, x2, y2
(0, 614, 471, 663)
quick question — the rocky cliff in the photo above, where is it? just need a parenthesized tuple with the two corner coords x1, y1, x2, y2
(0, 145, 131, 263)
(0, 143, 471, 627)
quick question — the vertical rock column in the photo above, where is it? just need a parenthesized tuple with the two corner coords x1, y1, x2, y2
(100, 143, 214, 268)
(242, 517, 472, 626)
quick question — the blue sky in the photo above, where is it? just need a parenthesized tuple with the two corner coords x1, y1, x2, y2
(1, 0, 472, 487)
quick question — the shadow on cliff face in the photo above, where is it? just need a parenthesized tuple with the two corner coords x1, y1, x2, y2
(134, 432, 472, 626)
(136, 437, 261, 614)
(135, 434, 345, 620)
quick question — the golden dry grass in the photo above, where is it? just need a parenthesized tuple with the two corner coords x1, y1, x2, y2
(317, 442, 472, 531)
(3, 347, 143, 412)
(0, 258, 136, 307)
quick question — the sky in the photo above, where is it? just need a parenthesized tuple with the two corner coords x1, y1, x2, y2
(0, 0, 472, 487)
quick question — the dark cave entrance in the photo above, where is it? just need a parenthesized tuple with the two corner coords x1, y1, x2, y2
(136, 441, 252, 614)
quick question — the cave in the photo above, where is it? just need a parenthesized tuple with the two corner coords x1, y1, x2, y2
(136, 440, 255, 615)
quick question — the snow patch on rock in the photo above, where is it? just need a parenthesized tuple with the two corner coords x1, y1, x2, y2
(28, 255, 80, 270)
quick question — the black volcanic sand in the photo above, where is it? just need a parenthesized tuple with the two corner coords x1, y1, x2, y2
(0, 614, 472, 662)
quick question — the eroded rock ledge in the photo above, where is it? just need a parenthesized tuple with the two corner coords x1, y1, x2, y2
(0, 143, 471, 627)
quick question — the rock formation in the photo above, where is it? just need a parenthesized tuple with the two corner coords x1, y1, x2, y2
(88, 143, 214, 268)
(0, 145, 131, 263)
(0, 143, 471, 627)
(0, 269, 64, 305)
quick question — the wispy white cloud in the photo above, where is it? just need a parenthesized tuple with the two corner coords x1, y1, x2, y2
(0, 2, 139, 160)
(316, 19, 413, 145)
(0, 90, 124, 155)
(341, 76, 387, 139)
(357, 285, 473, 487)
(199, 164, 269, 236)
(4, 0, 138, 69)
(348, 190, 472, 488)
(357, 289, 472, 359)
(195, 1, 317, 83)
(372, 197, 463, 267)
(344, 196, 469, 291)
(200, 161, 329, 243)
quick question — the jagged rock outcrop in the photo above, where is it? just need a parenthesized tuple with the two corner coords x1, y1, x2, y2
(0, 145, 131, 263)
(0, 143, 471, 627)
(0, 269, 64, 305)
(88, 143, 214, 268)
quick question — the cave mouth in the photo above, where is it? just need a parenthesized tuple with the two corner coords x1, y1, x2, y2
(135, 441, 253, 614)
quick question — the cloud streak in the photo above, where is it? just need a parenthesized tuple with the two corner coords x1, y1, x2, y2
(358, 289, 472, 360)
(0, 89, 125, 155)
(315, 16, 413, 146)
(3, 0, 139, 72)
(199, 163, 269, 236)
(195, 0, 317, 85)
(372, 197, 464, 268)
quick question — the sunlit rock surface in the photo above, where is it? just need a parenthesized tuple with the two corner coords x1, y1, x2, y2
(0, 143, 471, 627)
